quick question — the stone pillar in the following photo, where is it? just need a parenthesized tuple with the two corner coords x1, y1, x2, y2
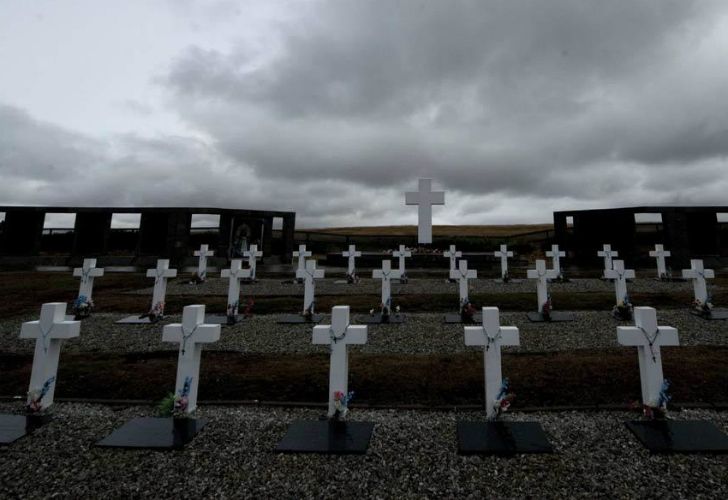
(1, 210, 45, 255)
(73, 212, 112, 256)
(281, 214, 296, 259)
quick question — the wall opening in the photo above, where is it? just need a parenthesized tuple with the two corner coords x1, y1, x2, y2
(190, 214, 220, 250)
(109, 213, 141, 254)
(41, 213, 76, 254)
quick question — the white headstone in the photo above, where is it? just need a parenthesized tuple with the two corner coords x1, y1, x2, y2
(392, 244, 412, 277)
(405, 178, 445, 245)
(682, 259, 715, 304)
(312, 305, 367, 417)
(649, 244, 671, 278)
(243, 244, 263, 280)
(597, 244, 618, 277)
(372, 260, 402, 309)
(162, 305, 220, 414)
(464, 307, 520, 419)
(545, 244, 566, 275)
(450, 259, 477, 306)
(342, 244, 362, 276)
(527, 260, 559, 312)
(293, 244, 312, 275)
(604, 260, 635, 304)
(147, 259, 177, 317)
(443, 244, 462, 273)
(20, 303, 80, 411)
(193, 244, 214, 280)
(221, 259, 252, 317)
(617, 307, 678, 407)
(73, 258, 104, 300)
(494, 245, 514, 279)
(296, 260, 325, 315)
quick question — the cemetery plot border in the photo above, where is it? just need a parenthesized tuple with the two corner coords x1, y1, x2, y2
(526, 312, 575, 323)
(275, 420, 374, 454)
(457, 421, 554, 455)
(96, 416, 207, 450)
(625, 420, 728, 454)
(277, 314, 324, 324)
(0, 414, 52, 446)
(358, 313, 406, 324)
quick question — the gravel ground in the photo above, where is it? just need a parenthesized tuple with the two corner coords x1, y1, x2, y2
(0, 403, 725, 498)
(138, 277, 700, 297)
(1, 310, 726, 356)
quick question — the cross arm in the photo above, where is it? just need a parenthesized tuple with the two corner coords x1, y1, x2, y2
(464, 326, 485, 346)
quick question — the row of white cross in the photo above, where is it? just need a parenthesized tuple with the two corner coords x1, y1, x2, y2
(22, 302, 677, 420)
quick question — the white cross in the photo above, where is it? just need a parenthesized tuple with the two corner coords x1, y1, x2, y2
(597, 244, 618, 277)
(243, 244, 263, 280)
(494, 244, 514, 279)
(682, 259, 715, 304)
(221, 259, 252, 317)
(162, 305, 220, 414)
(443, 244, 462, 273)
(147, 259, 177, 316)
(296, 260, 325, 314)
(604, 260, 635, 305)
(464, 307, 520, 419)
(193, 244, 214, 280)
(649, 244, 671, 278)
(20, 303, 80, 411)
(342, 244, 362, 276)
(392, 244, 412, 276)
(617, 307, 678, 407)
(73, 258, 104, 300)
(293, 244, 312, 275)
(312, 305, 367, 417)
(372, 260, 402, 308)
(545, 244, 566, 275)
(405, 178, 445, 244)
(527, 260, 559, 312)
(450, 259, 477, 306)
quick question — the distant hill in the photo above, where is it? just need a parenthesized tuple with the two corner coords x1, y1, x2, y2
(301, 224, 553, 237)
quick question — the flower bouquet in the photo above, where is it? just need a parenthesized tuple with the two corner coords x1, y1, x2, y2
(612, 295, 634, 320)
(346, 271, 360, 284)
(158, 377, 193, 419)
(140, 301, 165, 323)
(541, 296, 552, 321)
(332, 390, 354, 421)
(491, 378, 516, 421)
(642, 379, 671, 420)
(460, 299, 477, 323)
(188, 272, 205, 285)
(692, 297, 713, 318)
(226, 300, 239, 325)
(72, 295, 94, 320)
(26, 376, 55, 414)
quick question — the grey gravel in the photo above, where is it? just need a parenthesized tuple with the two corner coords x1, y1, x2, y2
(0, 402, 725, 498)
(1, 310, 727, 356)
(136, 277, 702, 297)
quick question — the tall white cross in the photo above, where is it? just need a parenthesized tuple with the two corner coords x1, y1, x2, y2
(312, 306, 367, 417)
(604, 260, 635, 305)
(162, 305, 220, 414)
(147, 259, 177, 315)
(73, 258, 104, 300)
(597, 244, 618, 277)
(682, 259, 715, 304)
(450, 259, 477, 306)
(372, 260, 401, 308)
(649, 244, 671, 278)
(296, 260, 325, 314)
(392, 244, 412, 276)
(20, 303, 80, 411)
(194, 244, 214, 280)
(443, 244, 462, 274)
(494, 245, 513, 279)
(545, 244, 566, 275)
(293, 244, 312, 275)
(244, 244, 263, 280)
(617, 307, 678, 407)
(221, 259, 252, 317)
(464, 307, 520, 419)
(405, 178, 445, 244)
(342, 244, 362, 276)
(527, 260, 559, 313)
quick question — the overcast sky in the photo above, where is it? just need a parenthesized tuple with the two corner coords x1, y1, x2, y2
(1, 0, 728, 228)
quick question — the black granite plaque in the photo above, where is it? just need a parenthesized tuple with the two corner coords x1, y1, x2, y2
(457, 421, 554, 455)
(626, 420, 728, 454)
(115, 316, 165, 325)
(689, 309, 728, 321)
(276, 420, 374, 454)
(443, 313, 483, 324)
(0, 414, 51, 445)
(526, 312, 575, 323)
(96, 417, 206, 450)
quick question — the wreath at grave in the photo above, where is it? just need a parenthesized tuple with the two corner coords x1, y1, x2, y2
(692, 296, 714, 318)
(371, 298, 400, 320)
(491, 378, 516, 421)
(72, 295, 94, 320)
(346, 271, 360, 284)
(140, 301, 165, 323)
(460, 299, 477, 323)
(502, 270, 511, 283)
(639, 379, 671, 420)
(157, 376, 193, 419)
(189, 272, 205, 285)
(332, 390, 355, 422)
(26, 376, 55, 414)
(612, 295, 634, 321)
